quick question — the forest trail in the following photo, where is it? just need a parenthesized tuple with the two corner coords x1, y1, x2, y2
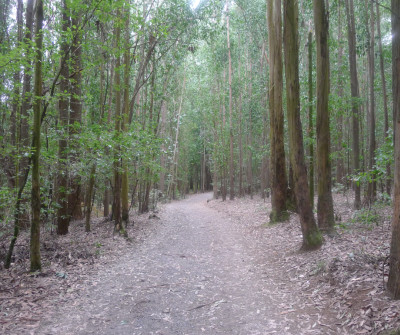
(38, 193, 338, 335)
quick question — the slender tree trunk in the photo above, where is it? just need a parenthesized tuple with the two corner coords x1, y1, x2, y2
(336, 1, 345, 186)
(68, 11, 83, 221)
(247, 50, 253, 199)
(213, 119, 219, 199)
(84, 165, 95, 232)
(267, 0, 288, 222)
(345, 0, 361, 209)
(367, 2, 376, 204)
(30, 0, 44, 272)
(121, 7, 130, 227)
(159, 98, 168, 194)
(4, 0, 34, 268)
(221, 72, 227, 201)
(313, 0, 335, 231)
(260, 41, 270, 200)
(113, 7, 123, 233)
(388, 0, 400, 299)
(376, 3, 391, 195)
(5, 0, 21, 231)
(10, 0, 23, 150)
(238, 36, 243, 197)
(19, 0, 34, 182)
(284, 0, 322, 250)
(104, 59, 114, 218)
(307, 31, 315, 207)
(227, 0, 235, 201)
(167, 75, 186, 199)
(57, 0, 70, 235)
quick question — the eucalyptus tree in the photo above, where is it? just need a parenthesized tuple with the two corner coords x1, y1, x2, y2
(345, 0, 361, 209)
(267, 0, 289, 222)
(313, 0, 335, 231)
(30, 0, 44, 272)
(226, 0, 235, 200)
(376, 2, 391, 195)
(284, 0, 322, 249)
(389, 0, 400, 299)
(366, 1, 377, 204)
(56, 0, 71, 235)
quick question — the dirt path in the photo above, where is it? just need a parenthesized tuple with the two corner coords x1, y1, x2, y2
(37, 193, 339, 335)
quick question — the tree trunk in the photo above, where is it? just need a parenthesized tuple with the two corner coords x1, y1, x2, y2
(376, 3, 391, 195)
(238, 37, 243, 197)
(84, 165, 96, 232)
(30, 0, 44, 272)
(367, 2, 376, 204)
(388, 0, 400, 299)
(345, 0, 361, 209)
(336, 1, 345, 186)
(68, 12, 83, 220)
(121, 7, 130, 227)
(4, 0, 35, 268)
(167, 75, 186, 199)
(247, 49, 253, 199)
(284, 0, 322, 250)
(113, 7, 123, 233)
(104, 59, 114, 218)
(267, 0, 288, 222)
(227, 0, 235, 201)
(307, 31, 315, 207)
(313, 0, 335, 231)
(159, 97, 167, 194)
(57, 0, 70, 235)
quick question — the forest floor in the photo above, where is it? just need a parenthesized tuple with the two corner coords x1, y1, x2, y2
(1, 191, 400, 334)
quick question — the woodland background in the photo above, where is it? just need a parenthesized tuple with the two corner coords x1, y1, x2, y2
(2, 0, 400, 311)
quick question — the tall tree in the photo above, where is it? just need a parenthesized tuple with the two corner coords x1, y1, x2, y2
(121, 6, 130, 226)
(267, 0, 288, 222)
(313, 0, 335, 231)
(30, 0, 44, 272)
(68, 9, 83, 221)
(284, 0, 322, 249)
(4, 0, 34, 269)
(376, 2, 391, 195)
(57, 0, 71, 235)
(113, 6, 123, 232)
(307, 31, 314, 207)
(345, 0, 361, 209)
(336, 0, 345, 186)
(367, 1, 376, 204)
(388, 0, 400, 299)
(227, 0, 235, 200)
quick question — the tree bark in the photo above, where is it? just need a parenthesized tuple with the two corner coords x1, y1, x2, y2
(30, 0, 44, 272)
(267, 0, 288, 222)
(227, 0, 235, 201)
(247, 48, 253, 199)
(57, 0, 70, 235)
(68, 11, 83, 221)
(113, 6, 123, 233)
(345, 0, 361, 209)
(367, 2, 376, 204)
(336, 1, 345, 186)
(104, 59, 114, 218)
(313, 0, 335, 231)
(284, 0, 322, 250)
(307, 31, 314, 207)
(376, 3, 391, 195)
(121, 7, 130, 227)
(388, 0, 400, 299)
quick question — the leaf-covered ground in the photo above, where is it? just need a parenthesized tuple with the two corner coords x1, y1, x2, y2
(1, 192, 399, 334)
